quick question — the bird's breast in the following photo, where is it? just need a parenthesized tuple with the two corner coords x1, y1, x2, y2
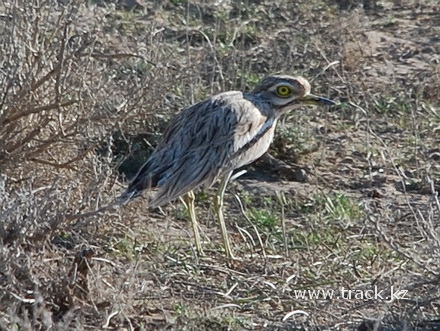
(228, 119, 277, 171)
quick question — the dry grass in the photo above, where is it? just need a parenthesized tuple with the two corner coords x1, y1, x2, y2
(1, 0, 439, 330)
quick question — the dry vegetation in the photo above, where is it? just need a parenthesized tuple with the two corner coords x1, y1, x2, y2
(1, 0, 440, 330)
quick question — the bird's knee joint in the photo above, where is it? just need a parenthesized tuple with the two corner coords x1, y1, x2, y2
(215, 194, 223, 205)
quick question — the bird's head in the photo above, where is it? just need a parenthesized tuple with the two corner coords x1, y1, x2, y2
(251, 75, 337, 116)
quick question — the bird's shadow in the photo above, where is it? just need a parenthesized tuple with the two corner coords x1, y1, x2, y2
(234, 152, 308, 183)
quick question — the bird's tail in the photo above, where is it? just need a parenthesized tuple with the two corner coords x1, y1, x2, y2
(116, 188, 141, 205)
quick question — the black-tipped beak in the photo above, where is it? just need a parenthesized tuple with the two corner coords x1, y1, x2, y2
(298, 93, 338, 106)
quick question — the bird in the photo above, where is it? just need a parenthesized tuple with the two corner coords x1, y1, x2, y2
(122, 75, 337, 258)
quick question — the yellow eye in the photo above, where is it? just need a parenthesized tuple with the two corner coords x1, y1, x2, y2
(276, 85, 291, 97)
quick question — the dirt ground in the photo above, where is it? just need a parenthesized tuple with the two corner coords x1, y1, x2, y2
(1, 0, 439, 330)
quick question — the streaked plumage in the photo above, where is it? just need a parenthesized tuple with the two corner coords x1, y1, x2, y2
(124, 75, 337, 258)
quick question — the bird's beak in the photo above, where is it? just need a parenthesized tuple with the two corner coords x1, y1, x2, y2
(298, 93, 338, 106)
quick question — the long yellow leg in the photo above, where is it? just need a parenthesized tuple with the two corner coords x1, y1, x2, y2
(214, 171, 234, 259)
(181, 191, 203, 255)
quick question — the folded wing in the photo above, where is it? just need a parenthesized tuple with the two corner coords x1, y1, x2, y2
(125, 91, 273, 207)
